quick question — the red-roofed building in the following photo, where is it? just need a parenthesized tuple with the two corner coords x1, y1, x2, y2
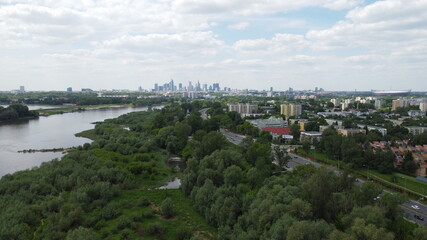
(262, 127, 291, 139)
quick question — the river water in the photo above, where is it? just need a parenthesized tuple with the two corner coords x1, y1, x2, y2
(0, 106, 152, 177)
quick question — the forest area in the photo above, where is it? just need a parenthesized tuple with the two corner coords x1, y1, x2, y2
(0, 100, 426, 239)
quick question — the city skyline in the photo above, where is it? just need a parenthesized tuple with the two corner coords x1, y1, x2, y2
(1, 0, 427, 91)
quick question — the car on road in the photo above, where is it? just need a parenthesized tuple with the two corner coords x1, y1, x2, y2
(414, 214, 424, 221)
(411, 205, 420, 210)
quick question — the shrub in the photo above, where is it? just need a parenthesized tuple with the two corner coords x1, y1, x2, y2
(161, 197, 174, 219)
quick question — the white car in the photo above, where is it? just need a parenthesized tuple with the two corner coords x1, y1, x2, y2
(411, 205, 420, 210)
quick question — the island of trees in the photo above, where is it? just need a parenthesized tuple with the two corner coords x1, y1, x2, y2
(0, 104, 39, 121)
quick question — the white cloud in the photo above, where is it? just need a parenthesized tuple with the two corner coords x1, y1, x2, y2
(172, 0, 363, 15)
(101, 31, 225, 57)
(233, 33, 308, 54)
(0, 0, 426, 91)
(228, 22, 249, 30)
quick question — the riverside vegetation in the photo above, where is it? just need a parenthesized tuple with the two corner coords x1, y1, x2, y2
(0, 100, 426, 239)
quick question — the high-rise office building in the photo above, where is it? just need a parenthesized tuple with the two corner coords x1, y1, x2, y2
(19, 86, 25, 93)
(213, 83, 220, 91)
(280, 104, 302, 119)
(67, 87, 73, 92)
(179, 83, 183, 91)
(154, 83, 159, 92)
(188, 81, 194, 91)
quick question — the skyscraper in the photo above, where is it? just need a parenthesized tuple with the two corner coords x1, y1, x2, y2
(188, 81, 194, 91)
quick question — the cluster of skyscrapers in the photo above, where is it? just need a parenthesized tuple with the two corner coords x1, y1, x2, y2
(153, 79, 223, 92)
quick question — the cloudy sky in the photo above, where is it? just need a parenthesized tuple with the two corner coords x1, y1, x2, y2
(1, 0, 426, 91)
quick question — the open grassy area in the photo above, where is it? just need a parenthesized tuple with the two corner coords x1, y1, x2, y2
(362, 170, 427, 198)
(296, 149, 344, 168)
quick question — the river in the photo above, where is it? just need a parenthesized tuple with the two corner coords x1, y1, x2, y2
(0, 106, 154, 177)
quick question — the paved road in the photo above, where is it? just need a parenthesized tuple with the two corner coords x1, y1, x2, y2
(220, 128, 245, 145)
(402, 201, 427, 226)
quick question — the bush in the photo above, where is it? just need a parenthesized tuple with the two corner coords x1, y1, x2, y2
(137, 196, 150, 207)
(142, 209, 155, 219)
(116, 216, 135, 230)
(161, 197, 174, 219)
(145, 222, 164, 236)
(177, 228, 193, 240)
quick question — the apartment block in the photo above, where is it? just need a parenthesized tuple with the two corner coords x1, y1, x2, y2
(228, 103, 258, 114)
(280, 104, 302, 119)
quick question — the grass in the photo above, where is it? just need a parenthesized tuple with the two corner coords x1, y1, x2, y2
(297, 149, 344, 168)
(75, 129, 98, 140)
(362, 170, 427, 198)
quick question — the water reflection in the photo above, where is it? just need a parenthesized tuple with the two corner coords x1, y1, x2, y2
(0, 106, 151, 177)
(158, 178, 181, 189)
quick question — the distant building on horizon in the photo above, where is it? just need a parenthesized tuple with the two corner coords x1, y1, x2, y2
(19, 86, 25, 93)
(67, 87, 72, 92)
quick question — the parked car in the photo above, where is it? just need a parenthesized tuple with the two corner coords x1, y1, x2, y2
(411, 205, 420, 210)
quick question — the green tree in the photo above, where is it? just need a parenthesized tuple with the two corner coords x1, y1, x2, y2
(290, 124, 301, 141)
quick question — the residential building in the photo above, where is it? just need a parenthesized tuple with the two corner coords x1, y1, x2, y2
(374, 99, 385, 109)
(338, 128, 366, 136)
(248, 116, 287, 129)
(356, 124, 387, 136)
(228, 103, 258, 114)
(261, 127, 291, 139)
(300, 131, 322, 144)
(420, 102, 427, 112)
(391, 98, 410, 111)
(408, 110, 425, 118)
(325, 119, 343, 126)
(330, 98, 341, 107)
(280, 104, 302, 119)
(289, 119, 308, 131)
(406, 126, 427, 135)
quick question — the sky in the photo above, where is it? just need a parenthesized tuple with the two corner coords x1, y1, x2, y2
(0, 0, 426, 92)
